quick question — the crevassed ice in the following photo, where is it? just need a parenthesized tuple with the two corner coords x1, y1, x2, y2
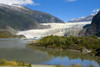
(17, 21, 91, 39)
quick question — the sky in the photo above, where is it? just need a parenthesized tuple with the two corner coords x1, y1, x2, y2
(0, 0, 100, 22)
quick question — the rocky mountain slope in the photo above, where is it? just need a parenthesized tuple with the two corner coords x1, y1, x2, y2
(0, 4, 64, 31)
(79, 11, 100, 37)
(68, 14, 95, 22)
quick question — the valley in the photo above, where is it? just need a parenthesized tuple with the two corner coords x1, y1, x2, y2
(0, 0, 100, 66)
(17, 22, 91, 39)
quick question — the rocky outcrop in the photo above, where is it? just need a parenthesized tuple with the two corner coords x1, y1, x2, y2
(96, 49, 100, 56)
(82, 48, 91, 54)
(80, 11, 100, 37)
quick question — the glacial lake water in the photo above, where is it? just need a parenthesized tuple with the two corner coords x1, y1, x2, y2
(0, 38, 100, 67)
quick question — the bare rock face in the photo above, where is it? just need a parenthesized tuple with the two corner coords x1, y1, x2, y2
(82, 48, 91, 54)
(96, 49, 100, 56)
(80, 11, 100, 37)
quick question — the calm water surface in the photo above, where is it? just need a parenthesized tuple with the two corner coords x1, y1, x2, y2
(0, 38, 100, 67)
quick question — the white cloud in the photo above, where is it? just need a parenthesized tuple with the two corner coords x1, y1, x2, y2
(93, 9, 100, 14)
(65, 0, 76, 2)
(0, 0, 39, 5)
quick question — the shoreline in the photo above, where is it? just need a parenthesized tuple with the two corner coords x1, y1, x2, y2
(0, 64, 74, 67)
(0, 65, 68, 67)
(27, 44, 100, 59)
(27, 35, 100, 58)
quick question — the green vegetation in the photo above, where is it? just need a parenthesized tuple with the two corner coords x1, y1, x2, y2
(0, 5, 64, 31)
(0, 59, 31, 66)
(0, 31, 25, 38)
(0, 7, 38, 30)
(29, 35, 100, 56)
(0, 59, 83, 67)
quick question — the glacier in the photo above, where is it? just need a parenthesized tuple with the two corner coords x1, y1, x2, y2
(17, 22, 91, 39)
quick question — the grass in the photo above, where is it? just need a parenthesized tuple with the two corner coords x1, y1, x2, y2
(0, 31, 25, 38)
(0, 59, 31, 66)
(0, 59, 96, 67)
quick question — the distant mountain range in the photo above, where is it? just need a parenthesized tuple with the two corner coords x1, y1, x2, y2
(0, 4, 64, 31)
(68, 14, 95, 22)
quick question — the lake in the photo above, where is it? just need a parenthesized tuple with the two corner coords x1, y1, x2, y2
(0, 38, 100, 67)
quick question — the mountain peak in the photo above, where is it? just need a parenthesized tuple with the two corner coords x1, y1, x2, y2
(0, 3, 30, 11)
(0, 3, 26, 9)
(0, 4, 64, 31)
(68, 14, 95, 22)
(11, 4, 23, 8)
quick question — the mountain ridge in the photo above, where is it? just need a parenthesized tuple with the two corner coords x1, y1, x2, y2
(68, 14, 95, 22)
(0, 4, 64, 31)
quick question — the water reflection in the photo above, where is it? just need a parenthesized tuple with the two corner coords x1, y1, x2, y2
(0, 38, 100, 67)
(42, 57, 99, 67)
(31, 47, 100, 67)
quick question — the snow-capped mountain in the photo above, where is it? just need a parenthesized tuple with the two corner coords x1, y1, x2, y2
(0, 4, 29, 11)
(68, 14, 95, 22)
(0, 4, 23, 7)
